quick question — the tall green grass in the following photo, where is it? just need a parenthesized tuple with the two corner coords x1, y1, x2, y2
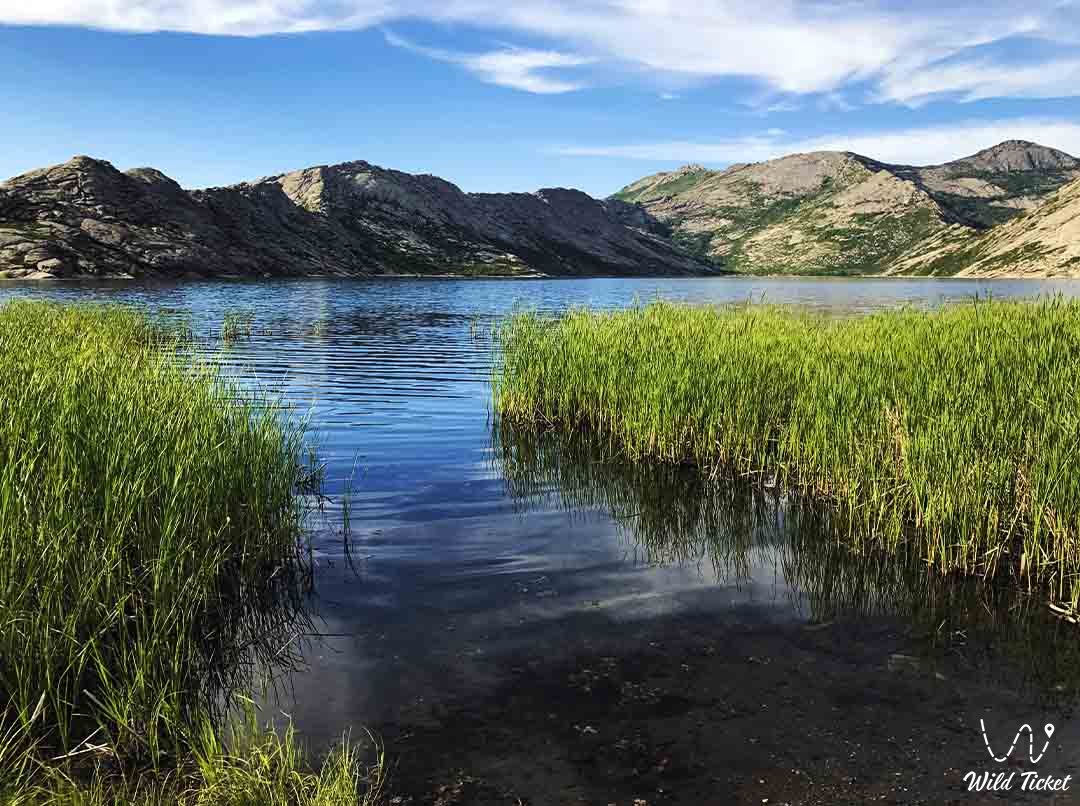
(220, 309, 257, 342)
(4, 708, 385, 806)
(494, 298, 1080, 605)
(0, 301, 378, 803)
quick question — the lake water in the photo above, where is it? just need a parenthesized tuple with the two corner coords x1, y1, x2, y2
(6, 276, 1080, 798)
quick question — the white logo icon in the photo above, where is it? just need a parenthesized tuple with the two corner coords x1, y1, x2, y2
(980, 719, 1054, 764)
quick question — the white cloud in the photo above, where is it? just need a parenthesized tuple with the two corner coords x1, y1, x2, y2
(0, 1, 394, 35)
(553, 118, 1080, 166)
(3, 1, 1080, 103)
(384, 30, 591, 94)
(476, 1, 914, 95)
(877, 57, 1080, 105)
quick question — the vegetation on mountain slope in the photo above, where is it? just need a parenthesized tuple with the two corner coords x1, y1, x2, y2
(891, 176, 1080, 277)
(614, 140, 1079, 277)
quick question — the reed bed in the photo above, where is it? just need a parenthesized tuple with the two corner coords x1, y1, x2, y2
(494, 298, 1080, 605)
(0, 301, 378, 803)
(7, 710, 384, 806)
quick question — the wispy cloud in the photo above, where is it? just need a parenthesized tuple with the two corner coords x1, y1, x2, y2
(5, 1, 1080, 104)
(553, 118, 1080, 166)
(383, 30, 591, 94)
(0, 0, 396, 35)
(877, 57, 1080, 105)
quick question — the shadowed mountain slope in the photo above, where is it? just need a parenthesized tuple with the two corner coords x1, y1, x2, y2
(0, 157, 715, 279)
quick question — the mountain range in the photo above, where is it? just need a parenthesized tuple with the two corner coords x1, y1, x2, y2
(0, 157, 712, 279)
(613, 140, 1080, 277)
(1, 140, 1078, 280)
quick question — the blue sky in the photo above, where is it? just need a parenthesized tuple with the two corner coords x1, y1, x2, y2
(2, 1, 1079, 197)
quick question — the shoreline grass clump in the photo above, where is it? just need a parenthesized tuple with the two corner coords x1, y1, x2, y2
(9, 709, 385, 806)
(0, 300, 380, 803)
(220, 309, 257, 342)
(494, 298, 1080, 606)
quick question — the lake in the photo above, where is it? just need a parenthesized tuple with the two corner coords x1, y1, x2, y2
(6, 275, 1080, 803)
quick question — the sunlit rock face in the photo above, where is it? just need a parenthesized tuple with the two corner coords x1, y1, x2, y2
(613, 140, 1080, 276)
(0, 156, 715, 280)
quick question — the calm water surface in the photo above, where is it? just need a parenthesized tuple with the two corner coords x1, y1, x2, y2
(5, 276, 1080, 743)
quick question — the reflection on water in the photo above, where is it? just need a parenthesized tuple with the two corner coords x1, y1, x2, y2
(3, 277, 1079, 739)
(496, 421, 1080, 707)
(494, 420, 786, 580)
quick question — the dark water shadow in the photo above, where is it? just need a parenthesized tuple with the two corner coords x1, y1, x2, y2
(493, 420, 1080, 708)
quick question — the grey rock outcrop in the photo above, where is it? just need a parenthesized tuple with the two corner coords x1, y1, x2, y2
(0, 157, 715, 279)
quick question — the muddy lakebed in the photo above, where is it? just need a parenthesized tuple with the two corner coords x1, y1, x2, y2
(6, 275, 1080, 804)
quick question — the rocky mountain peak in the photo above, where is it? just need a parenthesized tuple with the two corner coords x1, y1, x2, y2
(63, 155, 117, 172)
(2, 155, 154, 210)
(725, 150, 872, 196)
(948, 140, 1078, 173)
(124, 167, 184, 195)
(534, 187, 593, 204)
(0, 155, 115, 188)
